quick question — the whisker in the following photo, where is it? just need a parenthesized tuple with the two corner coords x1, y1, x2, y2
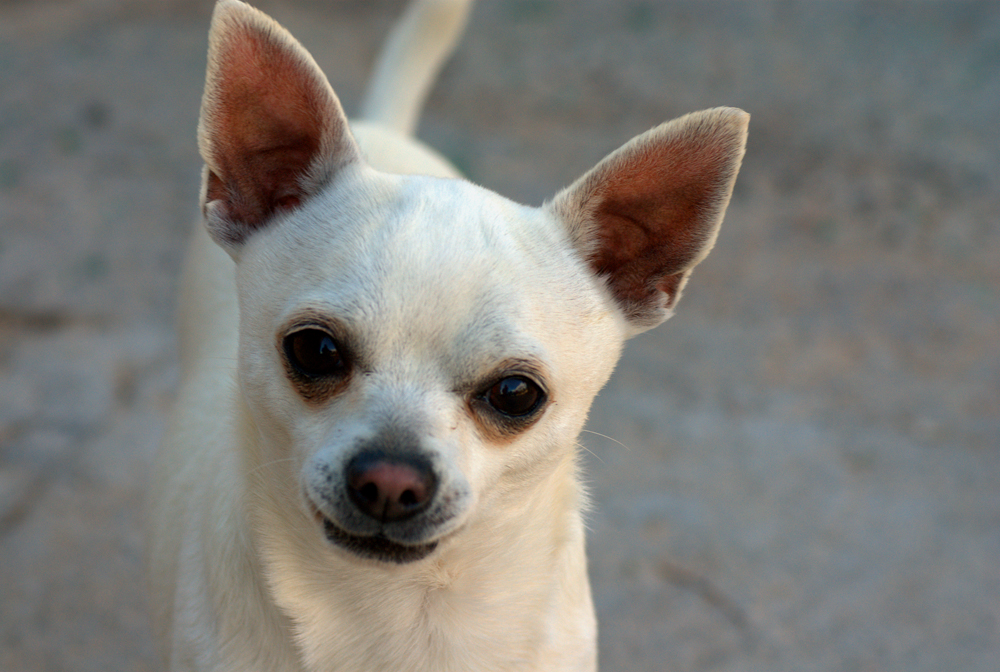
(246, 457, 299, 479)
(574, 440, 606, 466)
(581, 429, 632, 453)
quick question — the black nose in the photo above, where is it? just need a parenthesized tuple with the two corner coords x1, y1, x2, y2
(346, 451, 437, 522)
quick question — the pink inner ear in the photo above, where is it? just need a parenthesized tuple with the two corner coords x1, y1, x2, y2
(201, 10, 347, 234)
(588, 133, 734, 313)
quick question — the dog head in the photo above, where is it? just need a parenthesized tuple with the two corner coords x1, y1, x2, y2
(197, 1, 747, 565)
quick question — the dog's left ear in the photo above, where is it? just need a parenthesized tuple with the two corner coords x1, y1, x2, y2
(198, 0, 362, 251)
(546, 107, 748, 336)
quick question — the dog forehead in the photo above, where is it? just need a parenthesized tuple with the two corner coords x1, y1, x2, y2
(256, 175, 581, 307)
(239, 171, 619, 372)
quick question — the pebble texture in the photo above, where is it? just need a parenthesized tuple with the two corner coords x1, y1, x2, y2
(1, 1, 997, 671)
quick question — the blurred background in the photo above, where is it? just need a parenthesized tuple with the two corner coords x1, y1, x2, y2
(0, 1, 997, 670)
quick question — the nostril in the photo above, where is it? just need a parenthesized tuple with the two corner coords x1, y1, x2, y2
(357, 482, 379, 505)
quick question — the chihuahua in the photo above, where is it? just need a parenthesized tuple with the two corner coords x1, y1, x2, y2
(146, 1, 748, 670)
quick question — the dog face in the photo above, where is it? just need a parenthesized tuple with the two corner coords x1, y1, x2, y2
(198, 1, 746, 566)
(233, 168, 626, 563)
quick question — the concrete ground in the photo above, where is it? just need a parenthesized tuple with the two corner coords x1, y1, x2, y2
(1, 1, 997, 670)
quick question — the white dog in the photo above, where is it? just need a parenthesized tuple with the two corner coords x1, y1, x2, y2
(146, 1, 748, 670)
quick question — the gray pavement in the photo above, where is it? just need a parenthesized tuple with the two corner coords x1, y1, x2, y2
(1, 1, 997, 671)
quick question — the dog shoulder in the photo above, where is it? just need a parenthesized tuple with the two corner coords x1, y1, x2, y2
(349, 121, 462, 179)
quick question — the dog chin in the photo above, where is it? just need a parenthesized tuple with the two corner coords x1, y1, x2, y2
(320, 516, 439, 564)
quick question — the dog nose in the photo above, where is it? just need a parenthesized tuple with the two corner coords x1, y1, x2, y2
(346, 451, 437, 522)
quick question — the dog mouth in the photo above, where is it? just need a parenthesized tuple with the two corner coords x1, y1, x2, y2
(318, 514, 439, 564)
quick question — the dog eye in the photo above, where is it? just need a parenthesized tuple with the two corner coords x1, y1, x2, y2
(284, 329, 346, 378)
(485, 376, 544, 417)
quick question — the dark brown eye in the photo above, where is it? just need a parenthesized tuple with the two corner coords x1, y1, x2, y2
(485, 376, 544, 417)
(284, 329, 345, 378)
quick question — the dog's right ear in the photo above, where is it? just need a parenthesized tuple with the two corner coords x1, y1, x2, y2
(198, 0, 362, 252)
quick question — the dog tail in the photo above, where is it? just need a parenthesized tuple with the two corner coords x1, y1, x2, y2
(359, 0, 473, 137)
